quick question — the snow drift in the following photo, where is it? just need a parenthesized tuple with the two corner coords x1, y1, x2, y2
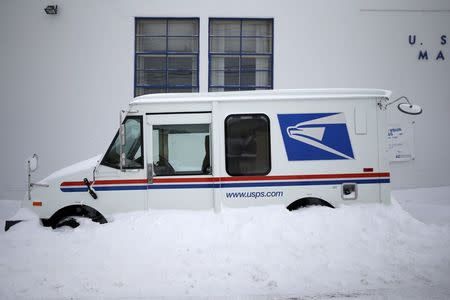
(1, 199, 450, 299)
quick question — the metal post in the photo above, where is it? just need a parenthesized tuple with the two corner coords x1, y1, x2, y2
(27, 159, 31, 200)
(119, 110, 124, 172)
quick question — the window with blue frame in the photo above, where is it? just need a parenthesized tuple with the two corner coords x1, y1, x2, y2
(209, 19, 273, 92)
(135, 18, 199, 96)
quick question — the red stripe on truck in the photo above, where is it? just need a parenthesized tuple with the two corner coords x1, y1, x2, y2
(60, 172, 390, 187)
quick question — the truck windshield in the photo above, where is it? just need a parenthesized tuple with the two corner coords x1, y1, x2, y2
(101, 116, 144, 169)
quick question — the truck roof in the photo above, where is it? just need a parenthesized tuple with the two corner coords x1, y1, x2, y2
(130, 88, 391, 105)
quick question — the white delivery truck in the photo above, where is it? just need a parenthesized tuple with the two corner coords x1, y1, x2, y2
(5, 89, 423, 230)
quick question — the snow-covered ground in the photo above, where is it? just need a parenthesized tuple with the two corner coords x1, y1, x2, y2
(0, 187, 449, 300)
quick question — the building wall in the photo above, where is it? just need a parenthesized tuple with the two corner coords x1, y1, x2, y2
(1, 0, 449, 199)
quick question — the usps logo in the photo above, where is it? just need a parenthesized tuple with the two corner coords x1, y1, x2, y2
(277, 113, 354, 161)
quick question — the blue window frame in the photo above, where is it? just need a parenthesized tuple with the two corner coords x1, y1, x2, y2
(209, 18, 273, 92)
(135, 18, 199, 96)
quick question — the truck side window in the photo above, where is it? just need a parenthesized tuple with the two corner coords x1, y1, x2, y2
(225, 114, 271, 176)
(101, 116, 144, 169)
(152, 124, 211, 176)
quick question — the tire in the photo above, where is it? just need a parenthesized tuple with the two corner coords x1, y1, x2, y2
(287, 197, 334, 211)
(54, 217, 80, 229)
(44, 205, 107, 229)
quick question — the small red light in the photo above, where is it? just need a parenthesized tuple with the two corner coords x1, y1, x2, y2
(363, 168, 374, 172)
(32, 201, 42, 207)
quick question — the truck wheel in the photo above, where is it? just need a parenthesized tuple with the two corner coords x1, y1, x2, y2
(54, 217, 80, 229)
(43, 205, 107, 229)
(286, 197, 334, 211)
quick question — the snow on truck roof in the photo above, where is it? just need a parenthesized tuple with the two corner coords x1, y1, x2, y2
(130, 88, 391, 105)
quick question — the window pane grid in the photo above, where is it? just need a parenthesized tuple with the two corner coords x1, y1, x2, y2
(209, 35, 272, 38)
(136, 85, 199, 89)
(210, 69, 271, 72)
(136, 51, 199, 55)
(135, 18, 199, 96)
(136, 68, 199, 72)
(209, 51, 273, 55)
(136, 87, 198, 96)
(209, 85, 271, 88)
(136, 34, 199, 37)
(209, 18, 273, 92)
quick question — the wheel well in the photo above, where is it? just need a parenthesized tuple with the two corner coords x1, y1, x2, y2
(42, 205, 107, 228)
(286, 197, 334, 211)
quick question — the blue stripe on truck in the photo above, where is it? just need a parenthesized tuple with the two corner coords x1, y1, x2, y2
(60, 178, 389, 192)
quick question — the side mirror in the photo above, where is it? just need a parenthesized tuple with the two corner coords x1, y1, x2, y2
(380, 96, 423, 116)
(28, 154, 39, 172)
(398, 103, 423, 115)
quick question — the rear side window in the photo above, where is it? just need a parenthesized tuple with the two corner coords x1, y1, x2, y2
(225, 114, 271, 176)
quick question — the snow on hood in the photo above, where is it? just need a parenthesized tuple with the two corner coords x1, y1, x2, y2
(39, 154, 102, 183)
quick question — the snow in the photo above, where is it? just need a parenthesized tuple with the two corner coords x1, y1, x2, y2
(0, 188, 450, 299)
(39, 154, 102, 183)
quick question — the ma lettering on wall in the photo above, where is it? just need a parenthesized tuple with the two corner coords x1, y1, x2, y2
(408, 34, 446, 61)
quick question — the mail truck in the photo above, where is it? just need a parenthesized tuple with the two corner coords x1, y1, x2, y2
(8, 89, 421, 230)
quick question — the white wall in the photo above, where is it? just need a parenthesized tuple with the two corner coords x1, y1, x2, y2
(1, 0, 449, 199)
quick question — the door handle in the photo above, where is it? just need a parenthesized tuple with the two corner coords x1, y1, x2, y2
(147, 163, 153, 184)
